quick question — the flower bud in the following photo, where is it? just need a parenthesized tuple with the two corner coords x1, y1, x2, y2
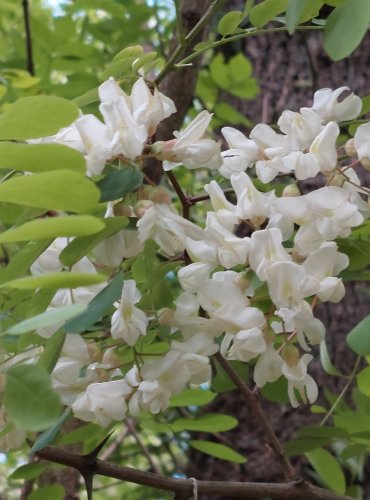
(281, 344, 300, 367)
(102, 347, 121, 368)
(138, 185, 153, 200)
(158, 308, 175, 325)
(113, 202, 133, 217)
(234, 271, 251, 291)
(149, 186, 172, 205)
(344, 138, 356, 156)
(87, 343, 101, 362)
(133, 200, 154, 218)
(282, 183, 300, 197)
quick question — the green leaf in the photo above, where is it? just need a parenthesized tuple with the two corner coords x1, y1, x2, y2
(356, 366, 370, 397)
(361, 95, 370, 115)
(250, 0, 288, 27)
(38, 330, 67, 373)
(171, 414, 238, 432)
(261, 376, 290, 403)
(298, 425, 348, 439)
(0, 143, 86, 174)
(284, 437, 330, 456)
(0, 96, 79, 140)
(340, 444, 369, 460)
(0, 240, 51, 284)
(4, 364, 62, 431)
(64, 272, 123, 334)
(217, 11, 244, 36)
(59, 216, 128, 267)
(31, 409, 71, 453)
(213, 360, 248, 392)
(305, 448, 346, 494)
(73, 87, 99, 107)
(9, 462, 45, 480)
(0, 170, 100, 212)
(189, 440, 246, 464)
(320, 341, 341, 376)
(334, 412, 370, 434)
(214, 102, 252, 126)
(285, 0, 309, 34)
(57, 422, 102, 445)
(97, 168, 143, 202)
(0, 215, 105, 244)
(346, 314, 370, 355)
(28, 485, 65, 500)
(7, 304, 87, 335)
(324, 0, 370, 61)
(1, 272, 106, 290)
(169, 388, 217, 407)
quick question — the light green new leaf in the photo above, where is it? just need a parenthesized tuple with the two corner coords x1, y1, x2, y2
(0, 215, 105, 243)
(305, 448, 346, 494)
(189, 440, 246, 464)
(218, 11, 244, 36)
(346, 314, 370, 355)
(0, 170, 100, 212)
(324, 0, 370, 61)
(169, 388, 217, 407)
(1, 272, 106, 290)
(4, 364, 62, 431)
(356, 366, 370, 397)
(29, 485, 64, 500)
(285, 0, 309, 34)
(7, 304, 87, 335)
(0, 240, 51, 284)
(320, 341, 342, 376)
(0, 142, 85, 174)
(250, 0, 288, 27)
(0, 96, 79, 140)
(171, 414, 238, 433)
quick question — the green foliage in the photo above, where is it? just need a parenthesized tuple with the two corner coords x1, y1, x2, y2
(0, 96, 79, 140)
(1, 272, 106, 290)
(250, 0, 288, 27)
(170, 414, 238, 432)
(9, 462, 45, 481)
(28, 485, 65, 500)
(324, 0, 370, 61)
(169, 388, 217, 407)
(0, 143, 86, 174)
(31, 409, 71, 453)
(305, 449, 346, 494)
(4, 364, 62, 431)
(347, 314, 370, 355)
(97, 168, 143, 202)
(217, 11, 245, 37)
(189, 440, 246, 464)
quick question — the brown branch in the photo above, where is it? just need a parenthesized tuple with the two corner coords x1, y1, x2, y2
(165, 170, 191, 219)
(22, 0, 35, 76)
(214, 352, 296, 481)
(35, 445, 352, 500)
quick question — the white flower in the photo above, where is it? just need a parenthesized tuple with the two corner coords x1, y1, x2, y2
(249, 227, 292, 280)
(282, 354, 318, 407)
(354, 122, 370, 167)
(160, 111, 222, 171)
(309, 121, 339, 173)
(111, 280, 149, 345)
(72, 379, 131, 426)
(230, 171, 275, 222)
(312, 87, 362, 123)
(177, 263, 214, 292)
(204, 180, 238, 230)
(254, 344, 283, 387)
(278, 107, 323, 150)
(137, 203, 203, 256)
(224, 327, 267, 362)
(220, 127, 259, 178)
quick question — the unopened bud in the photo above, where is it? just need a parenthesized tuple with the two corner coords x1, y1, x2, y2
(281, 344, 300, 367)
(102, 347, 121, 368)
(113, 202, 133, 217)
(87, 343, 101, 362)
(158, 308, 175, 325)
(344, 138, 356, 156)
(138, 185, 153, 200)
(149, 186, 172, 205)
(282, 183, 300, 197)
(133, 200, 154, 218)
(327, 172, 345, 187)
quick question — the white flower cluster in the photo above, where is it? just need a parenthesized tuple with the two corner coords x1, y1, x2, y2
(3, 79, 369, 440)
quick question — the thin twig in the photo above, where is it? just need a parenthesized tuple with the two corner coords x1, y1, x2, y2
(154, 0, 221, 84)
(100, 428, 129, 461)
(214, 352, 296, 481)
(22, 0, 35, 76)
(320, 356, 362, 427)
(165, 170, 191, 219)
(35, 445, 352, 499)
(125, 419, 162, 474)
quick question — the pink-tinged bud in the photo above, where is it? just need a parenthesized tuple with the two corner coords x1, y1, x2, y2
(149, 187, 172, 205)
(282, 183, 300, 197)
(281, 344, 300, 367)
(150, 140, 177, 161)
(344, 138, 356, 156)
(133, 200, 154, 218)
(113, 202, 133, 217)
(158, 308, 175, 325)
(138, 185, 153, 200)
(87, 343, 101, 362)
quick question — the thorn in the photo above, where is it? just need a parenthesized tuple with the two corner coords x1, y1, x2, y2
(82, 430, 115, 462)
